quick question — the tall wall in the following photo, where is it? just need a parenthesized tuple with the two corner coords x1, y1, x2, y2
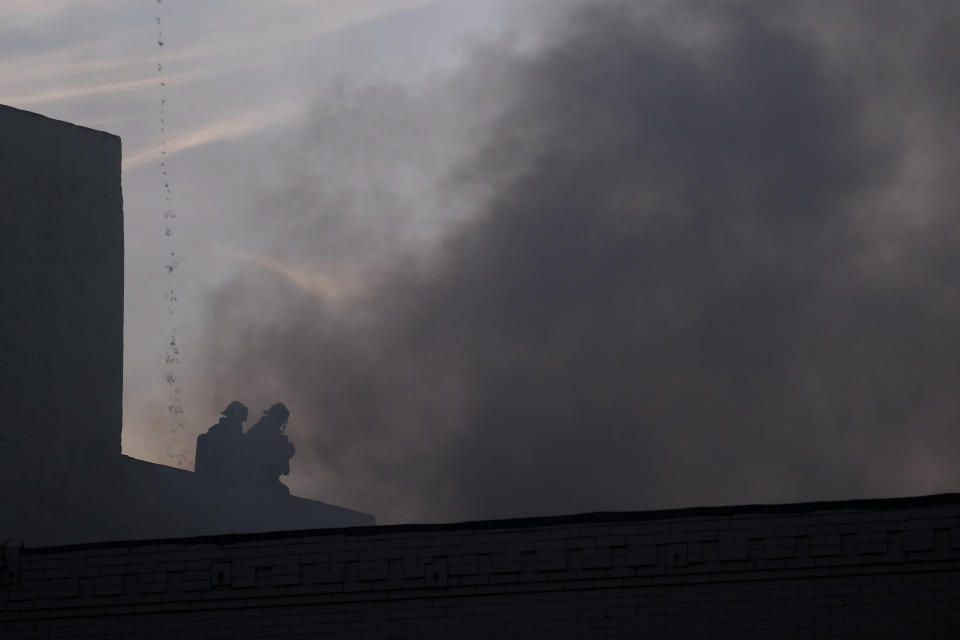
(0, 105, 123, 535)
(3, 494, 960, 638)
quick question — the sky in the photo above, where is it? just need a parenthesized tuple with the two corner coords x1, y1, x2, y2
(5, 0, 960, 525)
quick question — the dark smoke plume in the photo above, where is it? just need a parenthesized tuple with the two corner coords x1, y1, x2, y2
(200, 1, 960, 522)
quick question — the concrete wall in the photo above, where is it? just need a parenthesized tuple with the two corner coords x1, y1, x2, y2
(0, 105, 124, 536)
(3, 494, 960, 638)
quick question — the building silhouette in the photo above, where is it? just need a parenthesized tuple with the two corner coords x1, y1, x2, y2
(2, 105, 959, 638)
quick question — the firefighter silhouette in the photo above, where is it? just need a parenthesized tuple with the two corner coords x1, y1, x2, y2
(195, 401, 248, 481)
(194, 401, 295, 494)
(244, 403, 296, 493)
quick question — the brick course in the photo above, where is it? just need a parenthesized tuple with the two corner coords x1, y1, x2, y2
(4, 494, 960, 638)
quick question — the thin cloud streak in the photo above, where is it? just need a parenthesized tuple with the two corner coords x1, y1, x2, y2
(215, 245, 360, 303)
(122, 102, 302, 170)
(2, 75, 165, 108)
(0, 0, 437, 113)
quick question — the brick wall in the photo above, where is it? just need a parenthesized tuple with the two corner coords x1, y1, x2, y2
(3, 494, 960, 638)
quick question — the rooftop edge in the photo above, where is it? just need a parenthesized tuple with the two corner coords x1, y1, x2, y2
(22, 491, 960, 555)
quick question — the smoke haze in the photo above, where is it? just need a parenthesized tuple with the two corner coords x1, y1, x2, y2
(199, 1, 960, 523)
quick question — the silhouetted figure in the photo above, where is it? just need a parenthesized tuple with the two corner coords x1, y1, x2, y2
(243, 402, 296, 494)
(195, 401, 248, 481)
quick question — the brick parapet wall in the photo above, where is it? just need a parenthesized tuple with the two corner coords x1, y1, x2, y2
(3, 495, 960, 638)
